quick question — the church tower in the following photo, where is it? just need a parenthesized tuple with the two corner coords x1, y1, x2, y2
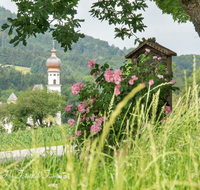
(46, 43, 61, 93)
(46, 42, 62, 125)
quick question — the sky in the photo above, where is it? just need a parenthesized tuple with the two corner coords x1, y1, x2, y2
(0, 0, 199, 56)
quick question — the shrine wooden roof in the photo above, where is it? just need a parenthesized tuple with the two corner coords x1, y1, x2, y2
(125, 40, 177, 59)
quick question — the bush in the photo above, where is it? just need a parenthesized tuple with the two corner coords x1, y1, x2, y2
(65, 50, 179, 145)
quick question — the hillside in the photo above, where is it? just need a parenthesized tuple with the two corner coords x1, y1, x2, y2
(0, 5, 199, 103)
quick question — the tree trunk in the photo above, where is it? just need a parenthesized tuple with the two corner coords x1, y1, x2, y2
(180, 0, 200, 37)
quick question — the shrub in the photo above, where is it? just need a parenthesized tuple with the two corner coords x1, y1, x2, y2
(65, 50, 179, 145)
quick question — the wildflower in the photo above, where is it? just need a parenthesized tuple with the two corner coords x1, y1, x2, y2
(77, 131, 81, 136)
(68, 119, 74, 127)
(148, 79, 154, 86)
(129, 79, 134, 85)
(115, 84, 121, 96)
(153, 56, 157, 59)
(158, 57, 161, 60)
(65, 104, 73, 112)
(157, 74, 163, 79)
(165, 106, 172, 114)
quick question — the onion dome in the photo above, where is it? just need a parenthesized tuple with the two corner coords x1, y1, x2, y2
(46, 48, 61, 72)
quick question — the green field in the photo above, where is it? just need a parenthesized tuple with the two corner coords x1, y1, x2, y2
(0, 125, 71, 152)
(2, 65, 31, 74)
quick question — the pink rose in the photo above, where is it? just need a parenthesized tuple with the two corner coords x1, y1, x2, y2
(65, 104, 73, 112)
(129, 79, 134, 85)
(115, 84, 121, 96)
(157, 74, 163, 79)
(158, 57, 161, 60)
(82, 100, 87, 107)
(78, 104, 85, 113)
(88, 58, 96, 70)
(77, 131, 81, 136)
(71, 82, 84, 95)
(145, 48, 150, 53)
(131, 75, 138, 81)
(90, 114, 96, 122)
(153, 56, 157, 59)
(104, 70, 114, 83)
(165, 106, 172, 114)
(170, 80, 176, 85)
(100, 116, 105, 122)
(148, 79, 154, 86)
(86, 107, 90, 113)
(68, 119, 75, 127)
(90, 124, 102, 134)
(79, 118, 82, 122)
(95, 118, 102, 126)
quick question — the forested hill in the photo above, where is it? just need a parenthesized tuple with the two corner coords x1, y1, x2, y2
(0, 6, 134, 77)
(0, 6, 200, 103)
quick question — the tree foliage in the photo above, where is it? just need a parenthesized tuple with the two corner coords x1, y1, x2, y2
(0, 88, 66, 131)
(1, 0, 200, 51)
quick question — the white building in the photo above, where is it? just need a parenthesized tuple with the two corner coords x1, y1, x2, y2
(46, 46, 62, 125)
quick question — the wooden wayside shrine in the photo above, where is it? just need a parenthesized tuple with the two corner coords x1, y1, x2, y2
(125, 39, 177, 108)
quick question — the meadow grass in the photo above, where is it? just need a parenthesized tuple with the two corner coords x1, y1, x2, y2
(3, 65, 31, 74)
(0, 125, 71, 152)
(0, 57, 200, 189)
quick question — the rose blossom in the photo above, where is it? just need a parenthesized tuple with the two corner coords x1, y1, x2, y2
(115, 84, 121, 96)
(65, 104, 73, 111)
(148, 79, 154, 86)
(158, 57, 161, 60)
(170, 80, 176, 85)
(77, 131, 81, 136)
(68, 119, 74, 127)
(86, 107, 90, 113)
(82, 100, 87, 107)
(153, 56, 157, 59)
(165, 106, 172, 114)
(145, 48, 150, 53)
(90, 124, 102, 134)
(114, 69, 122, 84)
(78, 104, 85, 113)
(131, 75, 138, 81)
(157, 74, 163, 79)
(71, 82, 84, 95)
(129, 79, 134, 85)
(88, 58, 96, 70)
(104, 70, 114, 82)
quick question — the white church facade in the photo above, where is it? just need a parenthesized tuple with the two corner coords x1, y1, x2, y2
(0, 45, 62, 133)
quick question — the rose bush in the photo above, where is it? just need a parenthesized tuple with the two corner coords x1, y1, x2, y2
(65, 49, 179, 144)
